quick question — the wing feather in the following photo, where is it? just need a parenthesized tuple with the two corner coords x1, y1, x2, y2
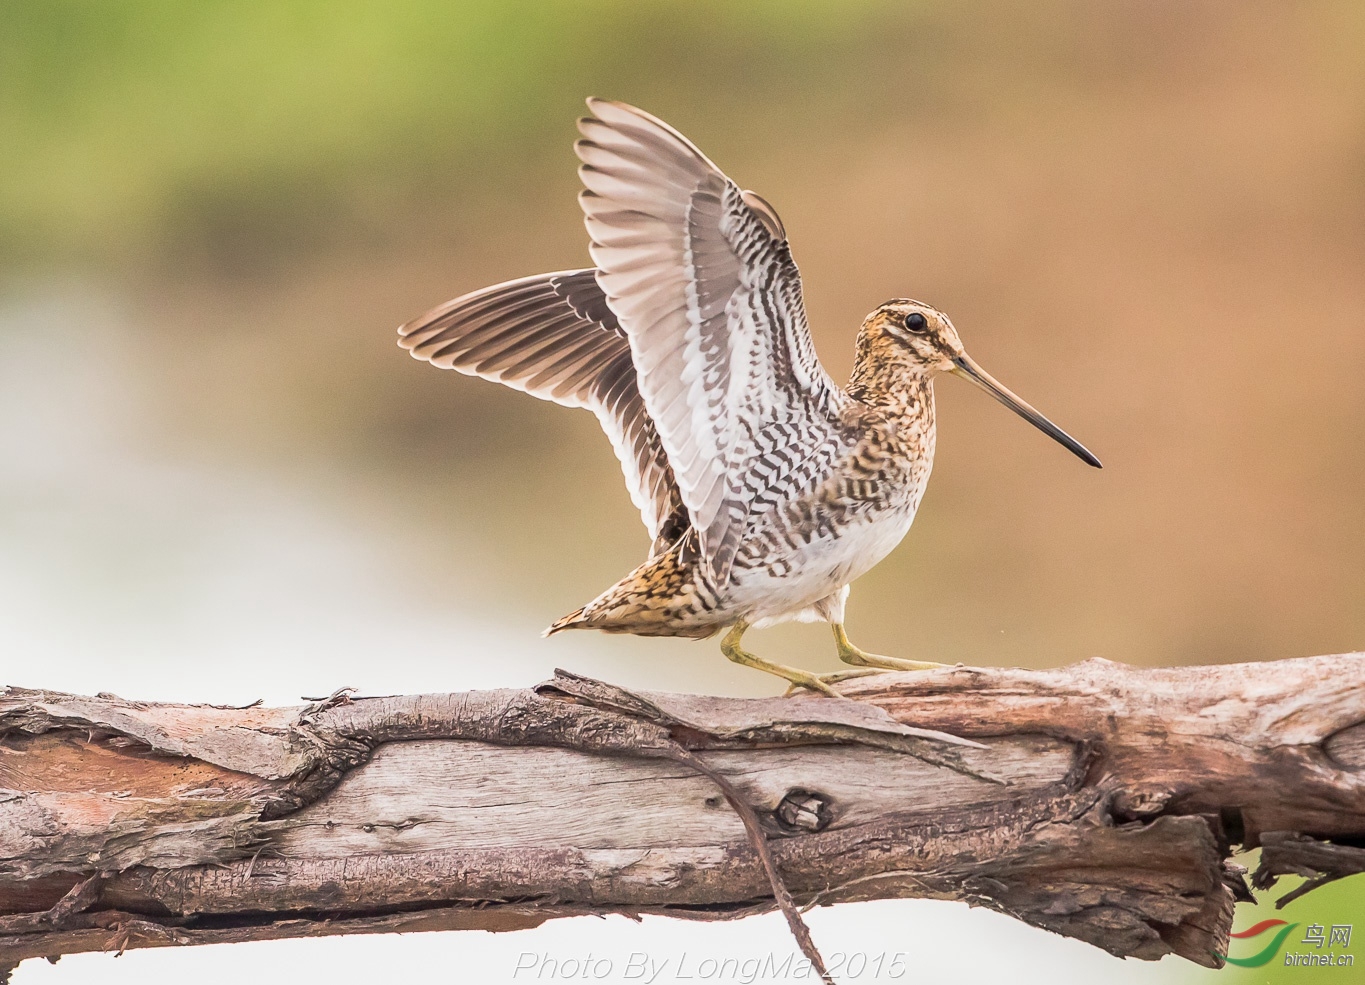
(398, 269, 685, 552)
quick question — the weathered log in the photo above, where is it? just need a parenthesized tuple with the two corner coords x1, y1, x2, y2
(3, 654, 1364, 979)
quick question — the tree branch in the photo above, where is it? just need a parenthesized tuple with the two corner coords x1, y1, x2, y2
(3, 654, 1364, 979)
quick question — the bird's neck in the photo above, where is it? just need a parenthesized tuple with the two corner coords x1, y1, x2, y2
(845, 350, 937, 499)
(846, 344, 936, 421)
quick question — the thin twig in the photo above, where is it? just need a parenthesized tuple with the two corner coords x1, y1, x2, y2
(661, 744, 833, 985)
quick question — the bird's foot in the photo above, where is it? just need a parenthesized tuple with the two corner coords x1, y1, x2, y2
(781, 668, 880, 696)
(840, 652, 948, 672)
(784, 664, 952, 697)
(721, 622, 844, 698)
(778, 668, 846, 698)
(832, 624, 947, 672)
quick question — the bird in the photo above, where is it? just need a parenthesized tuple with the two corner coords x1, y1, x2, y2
(398, 98, 1100, 696)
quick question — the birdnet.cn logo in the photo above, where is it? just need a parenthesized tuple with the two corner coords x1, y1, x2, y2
(1222, 919, 1355, 968)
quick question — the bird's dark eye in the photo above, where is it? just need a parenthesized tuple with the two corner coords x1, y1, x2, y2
(903, 312, 928, 333)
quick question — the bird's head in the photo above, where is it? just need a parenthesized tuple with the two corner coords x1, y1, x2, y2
(864, 300, 967, 373)
(858, 300, 1102, 468)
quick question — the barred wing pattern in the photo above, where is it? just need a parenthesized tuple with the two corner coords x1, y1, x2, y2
(576, 98, 848, 584)
(398, 269, 686, 553)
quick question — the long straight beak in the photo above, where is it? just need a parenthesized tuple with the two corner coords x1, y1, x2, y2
(950, 354, 1102, 468)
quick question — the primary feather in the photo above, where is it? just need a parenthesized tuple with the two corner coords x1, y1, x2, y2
(398, 268, 686, 554)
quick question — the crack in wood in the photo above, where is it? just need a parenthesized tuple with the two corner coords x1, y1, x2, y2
(3, 653, 1365, 975)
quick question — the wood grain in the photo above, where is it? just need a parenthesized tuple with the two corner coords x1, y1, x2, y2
(2, 654, 1364, 978)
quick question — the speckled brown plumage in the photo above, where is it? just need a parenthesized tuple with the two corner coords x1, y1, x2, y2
(399, 99, 1100, 694)
(546, 305, 943, 639)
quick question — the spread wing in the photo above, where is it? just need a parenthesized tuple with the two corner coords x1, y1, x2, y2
(576, 98, 848, 584)
(398, 269, 686, 553)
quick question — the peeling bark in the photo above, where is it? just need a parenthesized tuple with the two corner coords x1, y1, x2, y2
(3, 654, 1364, 978)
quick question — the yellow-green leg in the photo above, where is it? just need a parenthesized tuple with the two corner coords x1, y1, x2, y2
(832, 623, 946, 672)
(721, 622, 842, 698)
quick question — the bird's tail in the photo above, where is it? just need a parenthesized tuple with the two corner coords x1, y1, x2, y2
(542, 607, 588, 637)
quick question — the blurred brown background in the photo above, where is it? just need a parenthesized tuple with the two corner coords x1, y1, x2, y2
(3, 0, 1362, 696)
(4, 4, 1365, 983)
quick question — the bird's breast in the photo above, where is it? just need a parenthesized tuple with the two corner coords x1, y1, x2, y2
(727, 442, 932, 597)
(725, 496, 920, 617)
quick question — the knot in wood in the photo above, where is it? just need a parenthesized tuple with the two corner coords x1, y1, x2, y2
(775, 789, 832, 833)
(1112, 788, 1172, 819)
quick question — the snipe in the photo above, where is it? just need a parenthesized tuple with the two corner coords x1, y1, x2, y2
(399, 99, 1100, 696)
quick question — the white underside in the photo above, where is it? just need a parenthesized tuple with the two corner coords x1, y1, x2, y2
(732, 508, 917, 629)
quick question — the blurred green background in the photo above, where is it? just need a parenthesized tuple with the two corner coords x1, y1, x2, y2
(3, 1, 1364, 983)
